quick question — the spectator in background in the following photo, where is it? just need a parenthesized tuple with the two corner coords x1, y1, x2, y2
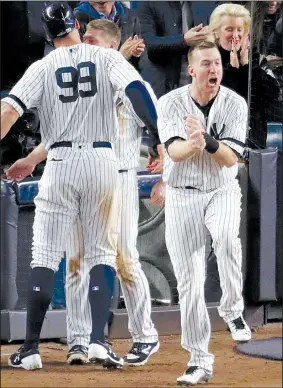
(266, 16, 282, 143)
(268, 16, 282, 57)
(248, 2, 282, 149)
(208, 3, 251, 99)
(136, 1, 217, 98)
(252, 1, 282, 56)
(74, 1, 145, 71)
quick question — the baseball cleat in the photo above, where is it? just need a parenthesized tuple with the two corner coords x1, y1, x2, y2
(67, 345, 88, 365)
(88, 341, 124, 368)
(227, 315, 251, 342)
(8, 345, 42, 370)
(177, 366, 212, 385)
(124, 341, 160, 366)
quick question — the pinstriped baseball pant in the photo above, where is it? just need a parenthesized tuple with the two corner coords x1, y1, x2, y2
(65, 169, 158, 348)
(31, 146, 119, 273)
(165, 180, 244, 372)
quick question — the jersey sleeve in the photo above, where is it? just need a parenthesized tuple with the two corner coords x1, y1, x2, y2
(219, 96, 248, 155)
(104, 49, 143, 92)
(157, 95, 187, 143)
(118, 81, 158, 128)
(2, 60, 45, 116)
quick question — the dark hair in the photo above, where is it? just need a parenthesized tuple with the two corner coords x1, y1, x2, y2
(248, 1, 283, 53)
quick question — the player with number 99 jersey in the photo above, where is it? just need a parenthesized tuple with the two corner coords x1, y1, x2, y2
(3, 44, 144, 150)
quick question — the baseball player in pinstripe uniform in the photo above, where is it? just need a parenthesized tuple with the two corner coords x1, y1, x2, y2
(65, 19, 159, 366)
(157, 40, 251, 385)
(1, 3, 162, 371)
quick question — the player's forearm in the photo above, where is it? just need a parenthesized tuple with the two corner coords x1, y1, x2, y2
(1, 102, 20, 140)
(25, 143, 48, 165)
(167, 140, 196, 162)
(125, 81, 160, 151)
(208, 142, 238, 167)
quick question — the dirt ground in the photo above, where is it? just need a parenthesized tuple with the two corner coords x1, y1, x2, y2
(1, 323, 282, 388)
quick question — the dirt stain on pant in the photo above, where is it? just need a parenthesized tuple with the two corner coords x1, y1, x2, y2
(69, 252, 83, 276)
(116, 250, 134, 285)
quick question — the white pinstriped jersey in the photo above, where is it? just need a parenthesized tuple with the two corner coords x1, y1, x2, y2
(158, 85, 248, 191)
(162, 153, 174, 183)
(3, 44, 142, 150)
(114, 82, 157, 170)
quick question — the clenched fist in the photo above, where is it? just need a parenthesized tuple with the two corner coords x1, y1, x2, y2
(184, 114, 204, 136)
(188, 129, 206, 153)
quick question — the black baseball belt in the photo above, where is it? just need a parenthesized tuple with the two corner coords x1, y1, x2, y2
(50, 141, 112, 149)
(172, 186, 197, 190)
(51, 142, 129, 173)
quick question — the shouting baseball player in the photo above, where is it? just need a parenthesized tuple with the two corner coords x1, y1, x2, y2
(1, 2, 162, 371)
(157, 40, 251, 385)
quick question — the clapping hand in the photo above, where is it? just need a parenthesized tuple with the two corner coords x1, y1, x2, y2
(184, 115, 206, 154)
(119, 35, 145, 59)
(130, 35, 145, 57)
(184, 114, 204, 136)
(239, 32, 249, 66)
(230, 37, 240, 68)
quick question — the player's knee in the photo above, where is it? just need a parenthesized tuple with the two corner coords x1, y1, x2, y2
(177, 272, 205, 293)
(30, 251, 63, 272)
(30, 286, 53, 305)
(212, 233, 241, 253)
(28, 267, 55, 304)
(89, 264, 116, 286)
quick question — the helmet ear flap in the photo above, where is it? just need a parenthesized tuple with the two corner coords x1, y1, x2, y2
(42, 23, 54, 46)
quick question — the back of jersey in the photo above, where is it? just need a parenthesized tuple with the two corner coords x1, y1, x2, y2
(5, 43, 142, 150)
(40, 44, 120, 148)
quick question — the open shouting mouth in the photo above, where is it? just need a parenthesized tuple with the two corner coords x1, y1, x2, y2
(208, 77, 218, 86)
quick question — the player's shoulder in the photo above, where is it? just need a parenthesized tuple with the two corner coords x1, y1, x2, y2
(158, 85, 188, 106)
(218, 85, 247, 108)
(45, 44, 100, 60)
(99, 46, 126, 62)
(143, 80, 157, 101)
(24, 57, 47, 76)
(80, 43, 100, 54)
(80, 44, 126, 64)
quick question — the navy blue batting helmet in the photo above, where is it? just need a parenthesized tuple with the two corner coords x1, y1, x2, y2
(42, 2, 76, 42)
